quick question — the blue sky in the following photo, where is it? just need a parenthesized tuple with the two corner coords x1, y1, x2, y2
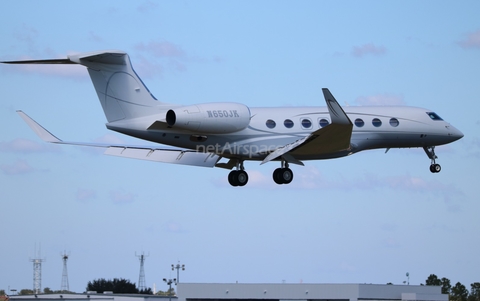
(1, 0, 479, 294)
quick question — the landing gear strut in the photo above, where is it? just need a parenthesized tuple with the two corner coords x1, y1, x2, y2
(424, 146, 441, 173)
(273, 160, 293, 185)
(228, 160, 248, 187)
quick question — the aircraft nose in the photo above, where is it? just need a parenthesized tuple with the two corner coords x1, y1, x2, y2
(447, 125, 464, 142)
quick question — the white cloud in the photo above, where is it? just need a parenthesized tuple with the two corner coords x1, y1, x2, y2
(0, 138, 60, 153)
(352, 43, 387, 58)
(13, 23, 38, 53)
(76, 188, 97, 202)
(458, 29, 480, 50)
(164, 221, 186, 233)
(110, 189, 137, 204)
(355, 94, 406, 106)
(135, 41, 186, 58)
(137, 1, 158, 13)
(0, 159, 35, 175)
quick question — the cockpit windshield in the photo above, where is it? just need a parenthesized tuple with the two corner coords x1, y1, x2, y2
(426, 112, 443, 121)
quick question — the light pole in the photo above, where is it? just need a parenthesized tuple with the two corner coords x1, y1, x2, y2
(163, 278, 176, 301)
(171, 262, 185, 284)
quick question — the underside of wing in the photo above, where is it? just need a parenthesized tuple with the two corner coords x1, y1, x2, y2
(290, 123, 353, 156)
(104, 147, 220, 167)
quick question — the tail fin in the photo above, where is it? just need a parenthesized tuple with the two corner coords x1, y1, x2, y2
(69, 50, 163, 122)
(3, 50, 166, 122)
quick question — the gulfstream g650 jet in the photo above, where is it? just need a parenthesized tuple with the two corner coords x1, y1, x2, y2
(2, 50, 463, 186)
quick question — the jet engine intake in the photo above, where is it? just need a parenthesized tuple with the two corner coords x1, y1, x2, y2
(166, 102, 251, 134)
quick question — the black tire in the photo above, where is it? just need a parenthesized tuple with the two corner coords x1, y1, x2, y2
(273, 168, 283, 184)
(228, 171, 239, 186)
(433, 164, 441, 173)
(237, 170, 249, 186)
(281, 168, 293, 184)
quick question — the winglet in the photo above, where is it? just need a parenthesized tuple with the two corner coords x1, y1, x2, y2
(322, 88, 352, 125)
(17, 111, 62, 143)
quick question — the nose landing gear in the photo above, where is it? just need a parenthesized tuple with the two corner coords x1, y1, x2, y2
(424, 146, 441, 173)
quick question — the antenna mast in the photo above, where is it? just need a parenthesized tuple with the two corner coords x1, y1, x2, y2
(136, 252, 149, 291)
(61, 251, 70, 292)
(30, 244, 46, 294)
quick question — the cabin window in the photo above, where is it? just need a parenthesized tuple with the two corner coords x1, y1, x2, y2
(354, 118, 365, 127)
(427, 112, 443, 121)
(301, 118, 312, 129)
(389, 118, 399, 127)
(372, 118, 382, 127)
(266, 119, 276, 129)
(319, 118, 330, 128)
(284, 119, 294, 128)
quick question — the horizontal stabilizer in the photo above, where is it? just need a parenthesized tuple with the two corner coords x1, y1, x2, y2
(1, 58, 75, 64)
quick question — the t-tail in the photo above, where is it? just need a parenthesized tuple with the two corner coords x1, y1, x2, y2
(2, 50, 166, 122)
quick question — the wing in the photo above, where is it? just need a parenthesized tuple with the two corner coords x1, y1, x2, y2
(17, 111, 221, 168)
(261, 88, 353, 164)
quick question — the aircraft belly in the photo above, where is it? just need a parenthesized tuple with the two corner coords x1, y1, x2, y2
(350, 132, 451, 150)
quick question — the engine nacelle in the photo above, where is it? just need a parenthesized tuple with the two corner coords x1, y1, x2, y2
(166, 102, 251, 134)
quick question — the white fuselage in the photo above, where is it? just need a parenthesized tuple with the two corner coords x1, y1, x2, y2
(106, 105, 463, 161)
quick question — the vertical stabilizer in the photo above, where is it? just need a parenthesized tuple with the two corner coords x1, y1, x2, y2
(68, 50, 162, 122)
(2, 50, 167, 122)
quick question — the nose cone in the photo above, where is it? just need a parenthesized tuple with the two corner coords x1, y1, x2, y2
(447, 125, 464, 142)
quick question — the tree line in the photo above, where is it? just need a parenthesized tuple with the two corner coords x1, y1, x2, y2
(0, 278, 171, 296)
(425, 274, 480, 301)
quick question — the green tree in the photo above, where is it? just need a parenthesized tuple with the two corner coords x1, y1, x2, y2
(43, 288, 53, 294)
(468, 283, 480, 301)
(441, 277, 452, 295)
(86, 278, 138, 294)
(18, 289, 34, 295)
(426, 274, 442, 286)
(155, 288, 175, 296)
(451, 282, 469, 301)
(0, 290, 5, 295)
(138, 288, 153, 295)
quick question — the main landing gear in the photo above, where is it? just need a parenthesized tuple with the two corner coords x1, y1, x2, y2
(227, 159, 294, 187)
(228, 160, 248, 187)
(273, 161, 293, 185)
(424, 146, 441, 173)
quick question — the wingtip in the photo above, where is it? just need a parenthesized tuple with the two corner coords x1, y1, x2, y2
(17, 111, 62, 143)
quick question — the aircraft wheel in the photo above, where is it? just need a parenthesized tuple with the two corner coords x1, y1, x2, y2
(273, 168, 293, 184)
(281, 168, 293, 184)
(236, 170, 249, 186)
(273, 168, 284, 185)
(429, 164, 441, 173)
(228, 170, 239, 186)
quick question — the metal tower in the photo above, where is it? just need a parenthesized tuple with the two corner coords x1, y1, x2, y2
(136, 252, 149, 291)
(30, 245, 45, 294)
(61, 251, 70, 292)
(171, 261, 185, 284)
